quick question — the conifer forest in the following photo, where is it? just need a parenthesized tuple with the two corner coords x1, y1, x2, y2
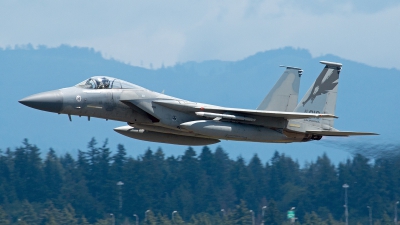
(1, 138, 400, 225)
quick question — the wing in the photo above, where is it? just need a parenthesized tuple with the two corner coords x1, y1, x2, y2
(153, 100, 337, 120)
(306, 130, 379, 136)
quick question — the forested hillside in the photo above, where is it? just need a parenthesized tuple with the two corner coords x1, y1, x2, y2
(1, 139, 399, 225)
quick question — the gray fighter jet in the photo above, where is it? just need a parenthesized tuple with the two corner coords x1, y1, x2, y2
(19, 61, 377, 146)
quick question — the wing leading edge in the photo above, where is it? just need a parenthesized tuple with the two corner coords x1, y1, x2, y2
(153, 100, 337, 120)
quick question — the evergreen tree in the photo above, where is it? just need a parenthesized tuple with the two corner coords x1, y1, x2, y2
(25, 140, 46, 202)
(325, 213, 339, 225)
(140, 148, 167, 211)
(305, 154, 339, 216)
(0, 149, 12, 204)
(21, 200, 39, 225)
(181, 147, 200, 191)
(86, 138, 101, 199)
(120, 157, 140, 218)
(12, 140, 46, 202)
(97, 139, 115, 212)
(59, 153, 76, 172)
(111, 144, 127, 182)
(6, 138, 400, 224)
(230, 157, 250, 203)
(157, 213, 172, 225)
(93, 218, 109, 225)
(59, 204, 77, 225)
(230, 200, 252, 225)
(199, 146, 215, 177)
(78, 216, 90, 225)
(77, 150, 89, 177)
(13, 140, 30, 200)
(303, 211, 326, 225)
(41, 201, 62, 225)
(178, 147, 200, 218)
(190, 213, 214, 225)
(247, 154, 267, 212)
(381, 211, 391, 225)
(373, 158, 394, 218)
(145, 210, 157, 225)
(213, 147, 235, 210)
(45, 216, 58, 225)
(0, 206, 10, 225)
(43, 148, 63, 201)
(172, 212, 185, 225)
(348, 154, 374, 218)
(17, 219, 29, 225)
(268, 152, 285, 201)
(264, 200, 282, 225)
(2, 148, 17, 204)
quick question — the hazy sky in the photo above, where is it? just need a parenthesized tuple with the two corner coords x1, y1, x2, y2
(1, 0, 399, 69)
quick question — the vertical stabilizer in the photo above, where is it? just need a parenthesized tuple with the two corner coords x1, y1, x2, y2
(294, 61, 342, 129)
(257, 66, 302, 112)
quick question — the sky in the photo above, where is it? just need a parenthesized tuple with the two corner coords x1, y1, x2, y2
(1, 0, 399, 69)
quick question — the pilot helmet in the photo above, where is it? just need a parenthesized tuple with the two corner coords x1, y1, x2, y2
(102, 77, 110, 88)
(97, 77, 110, 89)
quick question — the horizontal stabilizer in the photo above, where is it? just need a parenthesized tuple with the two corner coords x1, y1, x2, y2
(306, 130, 379, 136)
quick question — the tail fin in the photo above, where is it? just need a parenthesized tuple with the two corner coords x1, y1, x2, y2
(257, 66, 302, 112)
(294, 61, 342, 128)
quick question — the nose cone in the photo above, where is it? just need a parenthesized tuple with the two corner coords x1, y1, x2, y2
(19, 90, 63, 113)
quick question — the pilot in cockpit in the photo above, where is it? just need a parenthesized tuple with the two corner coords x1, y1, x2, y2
(96, 77, 110, 89)
(76, 76, 142, 90)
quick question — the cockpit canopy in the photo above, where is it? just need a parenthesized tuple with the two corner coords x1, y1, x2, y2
(75, 76, 142, 89)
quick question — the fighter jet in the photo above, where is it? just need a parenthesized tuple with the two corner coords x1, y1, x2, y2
(19, 61, 377, 146)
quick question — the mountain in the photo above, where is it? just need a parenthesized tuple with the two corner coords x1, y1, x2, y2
(1, 45, 398, 163)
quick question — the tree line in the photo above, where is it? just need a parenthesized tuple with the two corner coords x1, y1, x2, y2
(1, 138, 400, 225)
